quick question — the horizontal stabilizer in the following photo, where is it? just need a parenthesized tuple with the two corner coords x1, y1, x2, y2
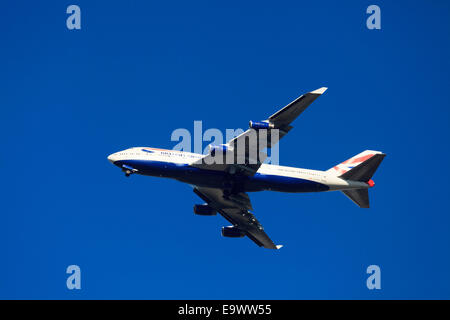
(342, 189, 370, 208)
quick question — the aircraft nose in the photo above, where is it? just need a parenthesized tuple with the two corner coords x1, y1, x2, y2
(107, 153, 118, 163)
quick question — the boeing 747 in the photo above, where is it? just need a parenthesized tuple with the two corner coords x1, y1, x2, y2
(107, 88, 385, 249)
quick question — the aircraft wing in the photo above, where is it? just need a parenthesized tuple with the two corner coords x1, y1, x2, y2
(191, 87, 327, 176)
(267, 87, 327, 128)
(194, 187, 282, 249)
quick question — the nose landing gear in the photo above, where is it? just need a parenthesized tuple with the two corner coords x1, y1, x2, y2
(121, 164, 138, 177)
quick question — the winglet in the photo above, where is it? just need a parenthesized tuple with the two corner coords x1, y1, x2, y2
(276, 245, 283, 250)
(310, 87, 328, 95)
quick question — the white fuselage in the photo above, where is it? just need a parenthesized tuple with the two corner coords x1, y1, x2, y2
(108, 147, 369, 193)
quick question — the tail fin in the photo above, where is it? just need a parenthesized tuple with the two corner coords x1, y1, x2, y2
(326, 150, 385, 177)
(339, 153, 386, 182)
(328, 150, 386, 208)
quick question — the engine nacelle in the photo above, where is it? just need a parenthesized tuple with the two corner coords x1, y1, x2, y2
(249, 120, 274, 130)
(209, 144, 230, 157)
(193, 204, 216, 216)
(221, 226, 245, 238)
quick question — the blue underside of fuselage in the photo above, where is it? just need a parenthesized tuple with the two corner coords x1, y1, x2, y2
(113, 159, 329, 193)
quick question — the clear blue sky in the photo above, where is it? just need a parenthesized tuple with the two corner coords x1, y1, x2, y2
(1, 0, 450, 299)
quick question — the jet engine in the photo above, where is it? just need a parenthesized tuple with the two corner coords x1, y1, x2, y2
(193, 204, 217, 216)
(221, 226, 245, 238)
(249, 120, 274, 130)
(209, 144, 230, 157)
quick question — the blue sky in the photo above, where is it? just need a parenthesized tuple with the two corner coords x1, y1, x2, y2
(1, 0, 450, 299)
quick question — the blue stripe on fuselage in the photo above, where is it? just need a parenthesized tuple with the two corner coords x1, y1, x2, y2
(112, 159, 329, 193)
(248, 172, 328, 193)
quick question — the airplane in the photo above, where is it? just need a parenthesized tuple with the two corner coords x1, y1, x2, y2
(107, 87, 385, 249)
